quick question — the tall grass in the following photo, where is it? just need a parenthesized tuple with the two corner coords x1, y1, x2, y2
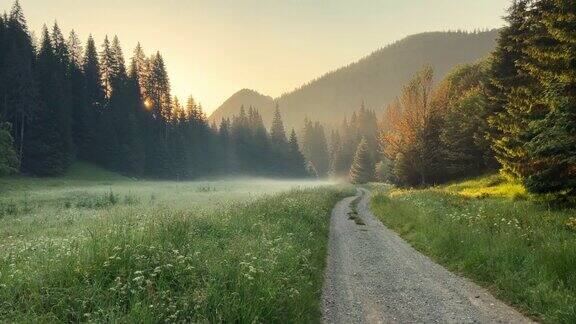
(370, 178, 576, 323)
(0, 187, 346, 322)
(0, 165, 349, 321)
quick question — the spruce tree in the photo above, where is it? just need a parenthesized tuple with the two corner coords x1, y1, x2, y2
(270, 103, 287, 147)
(270, 103, 289, 174)
(301, 119, 329, 177)
(349, 137, 374, 184)
(486, 0, 535, 180)
(26, 25, 74, 175)
(520, 0, 576, 198)
(524, 87, 576, 198)
(99, 36, 114, 99)
(0, 0, 38, 160)
(288, 129, 307, 177)
(109, 36, 145, 175)
(68, 30, 88, 162)
(78, 35, 103, 162)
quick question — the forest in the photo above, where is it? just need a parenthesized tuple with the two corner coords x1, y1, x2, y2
(0, 1, 307, 179)
(320, 0, 575, 202)
(1, 0, 575, 201)
(0, 0, 575, 322)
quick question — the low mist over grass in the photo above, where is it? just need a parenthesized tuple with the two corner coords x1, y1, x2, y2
(369, 176, 576, 323)
(0, 165, 349, 321)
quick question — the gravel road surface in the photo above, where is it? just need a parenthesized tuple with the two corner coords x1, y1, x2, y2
(321, 188, 533, 324)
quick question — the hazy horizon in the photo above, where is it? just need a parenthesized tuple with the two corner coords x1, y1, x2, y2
(11, 0, 509, 114)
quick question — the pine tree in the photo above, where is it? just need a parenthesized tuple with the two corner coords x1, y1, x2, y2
(78, 35, 103, 162)
(301, 119, 329, 177)
(524, 87, 576, 198)
(349, 137, 374, 184)
(131, 43, 149, 98)
(26, 25, 74, 175)
(270, 103, 289, 174)
(486, 0, 535, 180)
(270, 103, 287, 147)
(109, 37, 145, 175)
(520, 0, 576, 198)
(99, 36, 114, 99)
(146, 52, 171, 122)
(0, 0, 38, 161)
(140, 52, 171, 176)
(288, 129, 307, 177)
(68, 30, 88, 162)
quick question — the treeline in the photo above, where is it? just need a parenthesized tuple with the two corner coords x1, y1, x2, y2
(352, 0, 575, 200)
(0, 1, 308, 179)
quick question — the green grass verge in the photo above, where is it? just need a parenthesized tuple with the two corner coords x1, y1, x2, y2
(369, 178, 576, 323)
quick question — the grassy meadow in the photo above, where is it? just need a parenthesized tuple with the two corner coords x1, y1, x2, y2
(0, 163, 350, 322)
(369, 175, 576, 323)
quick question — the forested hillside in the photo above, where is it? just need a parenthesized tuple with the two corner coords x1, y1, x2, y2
(210, 30, 499, 128)
(352, 0, 575, 202)
(209, 89, 274, 126)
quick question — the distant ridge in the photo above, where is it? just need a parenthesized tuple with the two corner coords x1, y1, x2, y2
(210, 30, 499, 128)
(209, 89, 274, 124)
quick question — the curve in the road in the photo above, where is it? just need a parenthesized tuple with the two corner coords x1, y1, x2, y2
(321, 188, 533, 324)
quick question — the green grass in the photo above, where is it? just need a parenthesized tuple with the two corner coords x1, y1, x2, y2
(0, 163, 351, 322)
(369, 177, 576, 323)
(440, 174, 527, 199)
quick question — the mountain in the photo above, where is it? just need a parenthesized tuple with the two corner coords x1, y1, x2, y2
(210, 30, 499, 128)
(209, 89, 274, 124)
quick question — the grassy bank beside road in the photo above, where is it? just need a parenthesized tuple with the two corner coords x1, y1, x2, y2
(370, 175, 576, 323)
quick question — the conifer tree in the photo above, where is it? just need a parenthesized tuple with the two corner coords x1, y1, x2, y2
(131, 43, 149, 98)
(301, 119, 329, 177)
(26, 25, 74, 175)
(288, 129, 307, 177)
(270, 103, 287, 147)
(99, 36, 114, 99)
(524, 87, 576, 197)
(520, 0, 576, 198)
(486, 0, 535, 180)
(270, 103, 289, 174)
(0, 0, 38, 161)
(77, 35, 103, 162)
(67, 30, 88, 162)
(349, 137, 374, 184)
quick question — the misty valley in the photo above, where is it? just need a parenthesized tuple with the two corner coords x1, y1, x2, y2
(0, 0, 575, 323)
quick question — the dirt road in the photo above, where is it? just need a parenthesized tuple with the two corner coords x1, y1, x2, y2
(321, 188, 533, 324)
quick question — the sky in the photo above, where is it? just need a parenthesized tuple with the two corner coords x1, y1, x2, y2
(12, 0, 510, 114)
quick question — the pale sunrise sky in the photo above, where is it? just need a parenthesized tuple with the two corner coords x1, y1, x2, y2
(9, 0, 510, 114)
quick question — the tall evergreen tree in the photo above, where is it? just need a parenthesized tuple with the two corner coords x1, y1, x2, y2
(0, 0, 38, 161)
(77, 35, 103, 162)
(25, 26, 74, 175)
(288, 129, 307, 177)
(520, 0, 576, 198)
(99, 36, 114, 99)
(486, 0, 535, 180)
(270, 103, 289, 174)
(349, 137, 374, 184)
(67, 30, 87, 162)
(524, 87, 576, 197)
(301, 118, 329, 177)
